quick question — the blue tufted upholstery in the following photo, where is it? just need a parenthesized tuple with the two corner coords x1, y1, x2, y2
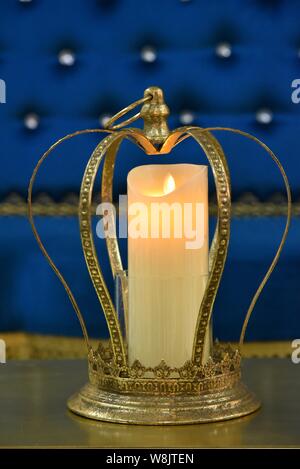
(0, 0, 299, 342)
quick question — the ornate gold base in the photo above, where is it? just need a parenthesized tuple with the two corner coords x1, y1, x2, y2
(67, 380, 260, 425)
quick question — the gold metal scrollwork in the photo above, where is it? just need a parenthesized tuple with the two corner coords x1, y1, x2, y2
(79, 128, 168, 366)
(99, 126, 231, 366)
(79, 133, 128, 366)
(28, 121, 291, 370)
(29, 89, 289, 424)
(28, 129, 112, 353)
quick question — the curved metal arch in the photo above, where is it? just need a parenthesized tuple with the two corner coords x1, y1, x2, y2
(28, 129, 112, 353)
(166, 127, 231, 273)
(201, 127, 291, 349)
(153, 126, 231, 364)
(101, 138, 129, 335)
(98, 126, 231, 366)
(161, 125, 290, 358)
(184, 128, 231, 365)
(34, 124, 289, 366)
(79, 133, 128, 366)
(79, 128, 156, 366)
(101, 138, 125, 277)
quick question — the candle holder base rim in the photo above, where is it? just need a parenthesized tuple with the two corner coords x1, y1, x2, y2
(67, 381, 260, 425)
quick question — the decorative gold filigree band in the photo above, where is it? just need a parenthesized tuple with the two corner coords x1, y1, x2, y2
(1, 194, 295, 217)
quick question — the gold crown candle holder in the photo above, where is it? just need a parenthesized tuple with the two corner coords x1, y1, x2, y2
(28, 87, 291, 425)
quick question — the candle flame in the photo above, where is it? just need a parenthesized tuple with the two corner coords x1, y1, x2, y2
(163, 173, 176, 195)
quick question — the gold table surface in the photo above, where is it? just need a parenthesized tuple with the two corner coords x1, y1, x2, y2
(0, 359, 299, 448)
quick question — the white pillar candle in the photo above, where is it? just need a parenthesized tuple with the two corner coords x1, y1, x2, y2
(127, 163, 209, 367)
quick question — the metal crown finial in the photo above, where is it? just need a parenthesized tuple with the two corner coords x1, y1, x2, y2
(140, 86, 170, 146)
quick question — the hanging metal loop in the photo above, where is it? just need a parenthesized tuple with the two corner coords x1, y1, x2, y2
(104, 95, 152, 130)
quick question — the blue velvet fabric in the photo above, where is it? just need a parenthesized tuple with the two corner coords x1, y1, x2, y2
(0, 0, 299, 340)
(0, 216, 298, 341)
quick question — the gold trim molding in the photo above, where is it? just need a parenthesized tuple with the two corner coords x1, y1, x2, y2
(0, 192, 298, 217)
(0, 332, 293, 360)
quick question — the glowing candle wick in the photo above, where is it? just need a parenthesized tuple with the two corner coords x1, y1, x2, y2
(163, 174, 176, 195)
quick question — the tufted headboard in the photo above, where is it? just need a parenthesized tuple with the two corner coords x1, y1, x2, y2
(0, 0, 299, 348)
